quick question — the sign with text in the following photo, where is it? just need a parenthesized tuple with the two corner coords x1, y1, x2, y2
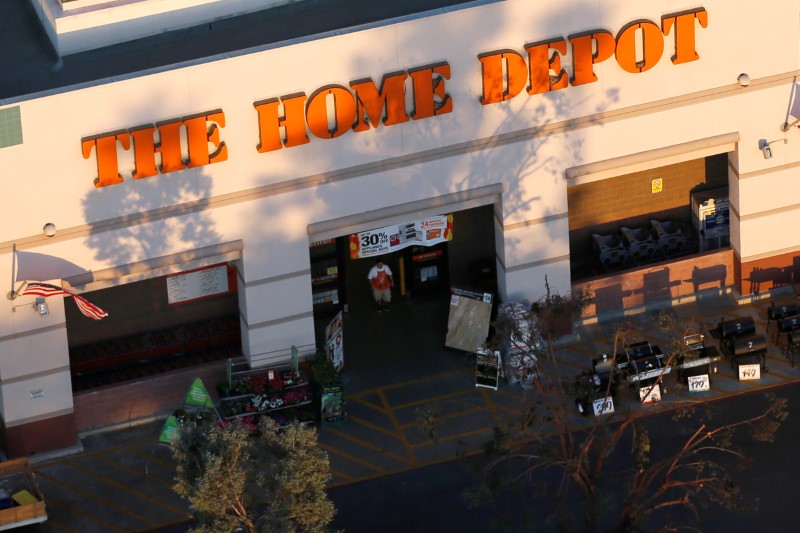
(592, 396, 615, 416)
(738, 364, 761, 381)
(167, 264, 229, 304)
(639, 384, 662, 404)
(325, 311, 344, 371)
(687, 374, 710, 392)
(349, 215, 453, 259)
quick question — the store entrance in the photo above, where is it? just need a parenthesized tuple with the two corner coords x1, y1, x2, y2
(310, 204, 498, 391)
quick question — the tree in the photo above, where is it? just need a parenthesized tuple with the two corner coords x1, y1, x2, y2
(476, 298, 788, 532)
(172, 416, 336, 533)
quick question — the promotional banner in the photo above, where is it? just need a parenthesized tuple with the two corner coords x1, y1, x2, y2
(325, 312, 344, 371)
(184, 378, 214, 408)
(159, 415, 180, 444)
(349, 214, 453, 259)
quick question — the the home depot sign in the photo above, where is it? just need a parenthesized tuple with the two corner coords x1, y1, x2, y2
(82, 8, 707, 188)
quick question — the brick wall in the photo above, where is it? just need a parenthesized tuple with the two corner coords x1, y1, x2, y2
(72, 360, 227, 432)
(568, 159, 707, 231)
(738, 250, 800, 295)
(573, 249, 734, 317)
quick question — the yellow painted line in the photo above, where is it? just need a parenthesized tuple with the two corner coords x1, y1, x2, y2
(93, 454, 175, 489)
(44, 493, 120, 533)
(397, 406, 491, 431)
(479, 387, 499, 422)
(324, 426, 413, 465)
(349, 396, 390, 414)
(378, 389, 417, 463)
(64, 461, 189, 518)
(136, 518, 194, 533)
(34, 469, 157, 528)
(319, 443, 385, 473)
(328, 467, 354, 482)
(35, 437, 160, 468)
(488, 388, 526, 402)
(124, 445, 178, 469)
(354, 367, 472, 396)
(345, 415, 411, 443)
(388, 388, 476, 411)
(409, 426, 493, 449)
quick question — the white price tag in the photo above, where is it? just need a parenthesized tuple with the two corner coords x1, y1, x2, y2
(687, 374, 710, 392)
(639, 384, 662, 404)
(592, 397, 615, 416)
(738, 364, 761, 381)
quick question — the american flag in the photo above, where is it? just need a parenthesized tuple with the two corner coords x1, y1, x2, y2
(21, 282, 108, 320)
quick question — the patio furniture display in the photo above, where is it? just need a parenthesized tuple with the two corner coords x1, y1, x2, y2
(620, 226, 658, 264)
(650, 219, 687, 258)
(592, 233, 631, 272)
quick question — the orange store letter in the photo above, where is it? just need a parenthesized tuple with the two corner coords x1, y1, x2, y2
(82, 110, 227, 188)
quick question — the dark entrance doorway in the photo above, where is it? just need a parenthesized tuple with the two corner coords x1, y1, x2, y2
(66, 264, 242, 391)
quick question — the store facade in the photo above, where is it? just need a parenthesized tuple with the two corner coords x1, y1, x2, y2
(1, 0, 799, 456)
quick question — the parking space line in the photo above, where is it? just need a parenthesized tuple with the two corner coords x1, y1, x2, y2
(378, 389, 418, 462)
(319, 444, 386, 473)
(409, 426, 493, 449)
(349, 396, 390, 413)
(356, 368, 472, 396)
(64, 462, 189, 518)
(93, 454, 175, 489)
(324, 427, 413, 465)
(44, 492, 121, 533)
(387, 388, 475, 411)
(34, 469, 156, 528)
(345, 414, 412, 443)
(397, 406, 491, 431)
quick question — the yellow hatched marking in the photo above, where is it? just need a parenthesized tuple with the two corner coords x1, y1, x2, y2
(378, 389, 417, 463)
(94, 454, 175, 489)
(33, 470, 157, 527)
(388, 388, 476, 411)
(397, 406, 490, 431)
(319, 444, 385, 473)
(329, 467, 354, 482)
(124, 445, 178, 469)
(349, 396, 390, 413)
(355, 367, 472, 396)
(410, 426, 494, 449)
(479, 387, 499, 422)
(35, 437, 159, 468)
(346, 415, 411, 443)
(44, 493, 120, 533)
(324, 427, 413, 465)
(65, 462, 189, 518)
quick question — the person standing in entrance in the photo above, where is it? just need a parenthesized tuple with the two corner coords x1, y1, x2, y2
(368, 258, 394, 312)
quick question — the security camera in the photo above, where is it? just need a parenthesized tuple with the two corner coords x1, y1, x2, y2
(762, 145, 773, 159)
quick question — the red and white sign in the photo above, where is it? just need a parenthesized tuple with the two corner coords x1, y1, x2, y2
(349, 215, 453, 259)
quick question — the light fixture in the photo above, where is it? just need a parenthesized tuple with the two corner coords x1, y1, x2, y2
(34, 297, 48, 316)
(738, 73, 750, 87)
(759, 137, 787, 159)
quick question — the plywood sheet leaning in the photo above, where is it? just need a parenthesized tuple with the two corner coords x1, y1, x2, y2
(445, 288, 493, 352)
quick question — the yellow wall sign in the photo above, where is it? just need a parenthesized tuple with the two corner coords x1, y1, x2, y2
(651, 178, 663, 194)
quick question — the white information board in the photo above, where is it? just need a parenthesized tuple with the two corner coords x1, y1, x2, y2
(738, 364, 761, 381)
(639, 384, 662, 404)
(592, 397, 615, 416)
(687, 374, 710, 392)
(167, 265, 229, 304)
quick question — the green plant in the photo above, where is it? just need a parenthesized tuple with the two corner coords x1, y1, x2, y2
(311, 351, 339, 385)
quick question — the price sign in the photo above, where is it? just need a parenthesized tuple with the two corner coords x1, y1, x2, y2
(687, 374, 710, 392)
(738, 364, 761, 381)
(639, 384, 662, 404)
(592, 397, 614, 416)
